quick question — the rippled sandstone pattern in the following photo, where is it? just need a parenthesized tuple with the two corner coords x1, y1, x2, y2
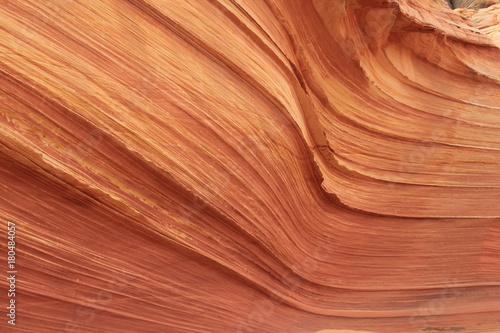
(0, 0, 499, 332)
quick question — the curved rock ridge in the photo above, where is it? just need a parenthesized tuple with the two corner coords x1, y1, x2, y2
(0, 0, 499, 332)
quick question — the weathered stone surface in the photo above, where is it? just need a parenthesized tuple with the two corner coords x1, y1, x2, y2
(0, 0, 499, 332)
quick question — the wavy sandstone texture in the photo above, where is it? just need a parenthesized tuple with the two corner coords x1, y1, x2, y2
(0, 0, 499, 332)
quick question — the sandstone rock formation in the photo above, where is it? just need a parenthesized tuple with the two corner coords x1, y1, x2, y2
(0, 0, 499, 332)
(451, 0, 498, 9)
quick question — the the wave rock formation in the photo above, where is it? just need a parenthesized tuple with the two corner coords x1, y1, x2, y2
(0, 0, 499, 332)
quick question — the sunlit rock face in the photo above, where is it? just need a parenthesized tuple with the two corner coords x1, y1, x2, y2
(0, 0, 499, 332)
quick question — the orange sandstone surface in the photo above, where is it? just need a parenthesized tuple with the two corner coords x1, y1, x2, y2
(0, 0, 499, 332)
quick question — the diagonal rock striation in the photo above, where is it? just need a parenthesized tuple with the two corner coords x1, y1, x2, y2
(0, 0, 499, 332)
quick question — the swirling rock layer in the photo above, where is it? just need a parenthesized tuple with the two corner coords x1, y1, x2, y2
(0, 0, 499, 332)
